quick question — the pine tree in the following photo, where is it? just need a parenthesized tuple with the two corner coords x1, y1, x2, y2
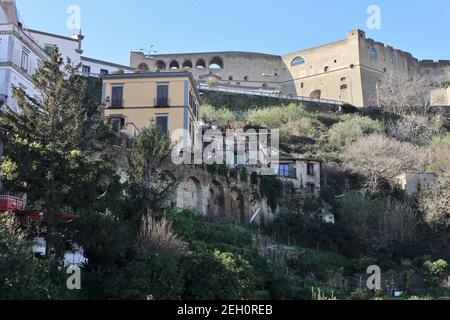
(0, 48, 116, 259)
(127, 124, 178, 239)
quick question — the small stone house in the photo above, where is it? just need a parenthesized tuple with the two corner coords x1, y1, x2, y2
(275, 156, 322, 197)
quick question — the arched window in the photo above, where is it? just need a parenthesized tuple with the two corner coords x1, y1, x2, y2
(209, 56, 224, 69)
(169, 60, 180, 69)
(196, 59, 206, 69)
(182, 60, 193, 69)
(369, 47, 378, 59)
(291, 56, 305, 67)
(137, 63, 149, 71)
(310, 90, 321, 99)
(156, 60, 166, 70)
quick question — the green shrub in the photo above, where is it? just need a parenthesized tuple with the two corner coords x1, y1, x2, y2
(329, 115, 383, 147)
(259, 176, 283, 210)
(181, 250, 254, 300)
(200, 104, 235, 128)
(245, 103, 306, 129)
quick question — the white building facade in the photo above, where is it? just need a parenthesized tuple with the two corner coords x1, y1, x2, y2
(0, 0, 132, 112)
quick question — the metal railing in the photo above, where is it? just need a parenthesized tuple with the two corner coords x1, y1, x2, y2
(198, 83, 344, 106)
(109, 99, 124, 108)
(154, 98, 171, 107)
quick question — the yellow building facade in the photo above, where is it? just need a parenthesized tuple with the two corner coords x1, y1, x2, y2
(102, 72, 201, 146)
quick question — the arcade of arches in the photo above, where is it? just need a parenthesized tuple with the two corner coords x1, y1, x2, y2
(174, 167, 270, 224)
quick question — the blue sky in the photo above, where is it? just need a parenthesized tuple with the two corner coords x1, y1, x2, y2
(16, 0, 450, 66)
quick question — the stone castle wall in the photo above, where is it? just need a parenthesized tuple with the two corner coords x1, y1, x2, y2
(130, 29, 450, 108)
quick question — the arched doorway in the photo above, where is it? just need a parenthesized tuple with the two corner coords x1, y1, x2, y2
(177, 176, 203, 214)
(208, 180, 225, 219)
(196, 59, 206, 69)
(310, 90, 322, 99)
(137, 63, 149, 71)
(156, 60, 166, 70)
(182, 60, 193, 69)
(169, 60, 180, 70)
(208, 56, 224, 69)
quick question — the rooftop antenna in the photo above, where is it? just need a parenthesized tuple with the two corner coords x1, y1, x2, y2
(139, 44, 157, 59)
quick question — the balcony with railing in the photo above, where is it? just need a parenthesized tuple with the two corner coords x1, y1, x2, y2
(108, 99, 124, 109)
(154, 98, 171, 107)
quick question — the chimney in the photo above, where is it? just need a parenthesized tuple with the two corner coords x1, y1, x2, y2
(71, 29, 85, 54)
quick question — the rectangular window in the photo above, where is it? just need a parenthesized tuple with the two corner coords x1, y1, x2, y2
(278, 164, 290, 177)
(288, 164, 297, 179)
(21, 51, 29, 71)
(156, 84, 169, 106)
(82, 65, 91, 76)
(100, 69, 109, 75)
(307, 163, 315, 176)
(306, 183, 315, 194)
(156, 115, 169, 136)
(110, 86, 124, 108)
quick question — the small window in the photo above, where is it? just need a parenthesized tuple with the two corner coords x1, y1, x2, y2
(278, 164, 290, 177)
(155, 115, 169, 136)
(21, 51, 29, 71)
(306, 183, 315, 194)
(44, 45, 55, 56)
(82, 65, 91, 76)
(100, 69, 109, 75)
(300, 82, 304, 89)
(340, 77, 347, 81)
(369, 47, 378, 59)
(244, 76, 249, 81)
(340, 84, 348, 90)
(156, 84, 169, 106)
(110, 86, 124, 108)
(228, 76, 233, 81)
(350, 64, 356, 69)
(324, 66, 330, 72)
(307, 163, 315, 176)
(291, 56, 305, 67)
